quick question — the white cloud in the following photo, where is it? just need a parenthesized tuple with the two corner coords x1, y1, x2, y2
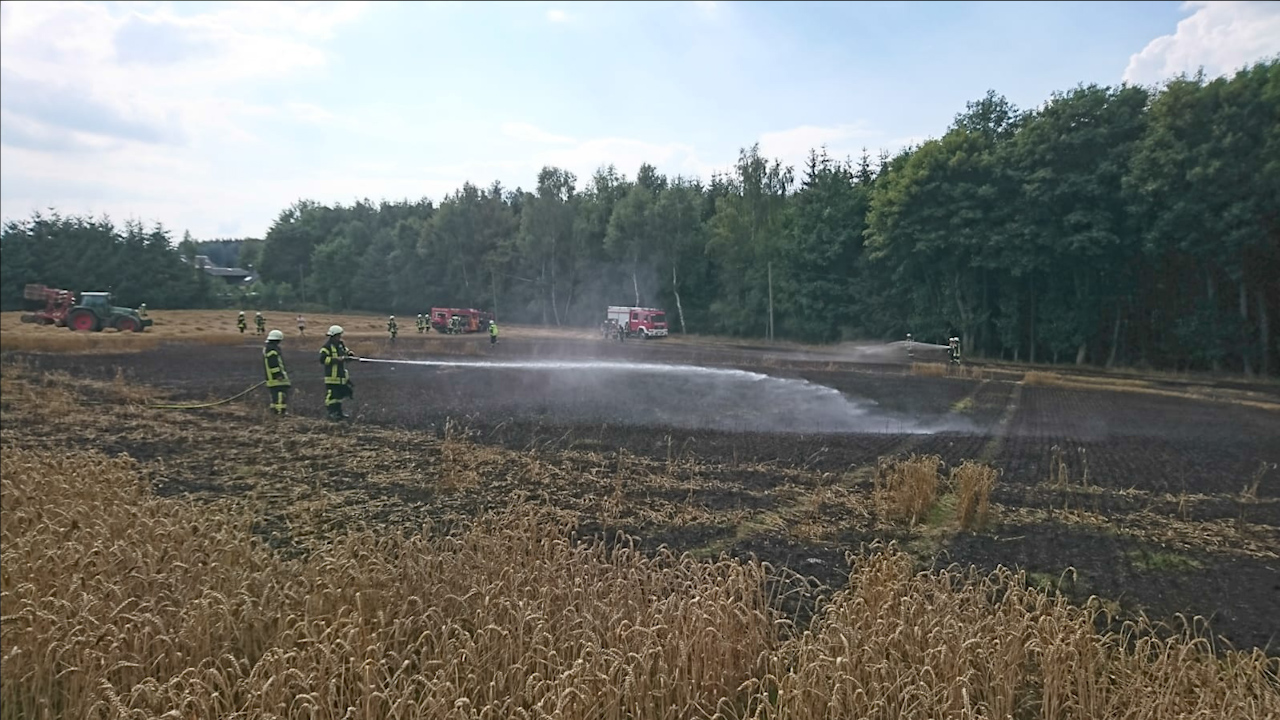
(501, 122, 576, 145)
(0, 1, 370, 236)
(546, 8, 569, 23)
(1123, 1, 1280, 85)
(757, 123, 878, 171)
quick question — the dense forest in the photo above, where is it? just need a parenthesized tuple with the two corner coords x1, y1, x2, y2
(0, 217, 220, 309)
(2, 61, 1276, 374)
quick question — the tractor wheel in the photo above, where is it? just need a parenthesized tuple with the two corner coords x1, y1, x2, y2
(115, 316, 139, 333)
(67, 309, 99, 332)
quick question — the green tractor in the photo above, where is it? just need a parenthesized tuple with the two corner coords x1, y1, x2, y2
(66, 292, 153, 333)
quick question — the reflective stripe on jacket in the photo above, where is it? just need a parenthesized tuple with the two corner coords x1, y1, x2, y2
(319, 340, 350, 384)
(264, 345, 290, 387)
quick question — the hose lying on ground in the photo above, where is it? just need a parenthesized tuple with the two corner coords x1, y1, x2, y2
(145, 381, 266, 410)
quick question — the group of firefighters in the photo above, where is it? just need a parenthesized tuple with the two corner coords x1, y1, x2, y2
(601, 318, 629, 342)
(239, 311, 311, 335)
(259, 324, 356, 420)
(248, 312, 498, 420)
(390, 314, 498, 342)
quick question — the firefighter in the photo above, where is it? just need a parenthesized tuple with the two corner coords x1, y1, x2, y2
(416, 313, 425, 333)
(297, 314, 306, 335)
(949, 337, 962, 365)
(319, 325, 358, 421)
(138, 303, 148, 319)
(255, 312, 266, 335)
(387, 315, 398, 341)
(489, 319, 499, 345)
(906, 332, 914, 358)
(237, 311, 246, 334)
(263, 329, 291, 416)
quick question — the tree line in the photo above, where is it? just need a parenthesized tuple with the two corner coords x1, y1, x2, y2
(0, 216, 220, 309)
(2, 60, 1276, 374)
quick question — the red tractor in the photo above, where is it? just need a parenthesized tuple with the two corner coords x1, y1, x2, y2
(20, 284, 152, 332)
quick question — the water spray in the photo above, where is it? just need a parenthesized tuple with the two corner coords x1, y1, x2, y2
(358, 357, 967, 435)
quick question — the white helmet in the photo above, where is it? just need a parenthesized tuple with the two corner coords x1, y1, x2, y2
(389, 315, 395, 319)
(267, 329, 284, 341)
(417, 313, 422, 318)
(256, 312, 262, 316)
(239, 311, 245, 315)
(327, 325, 344, 336)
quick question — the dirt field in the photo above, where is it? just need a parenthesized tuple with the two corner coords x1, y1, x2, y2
(3, 312, 1280, 655)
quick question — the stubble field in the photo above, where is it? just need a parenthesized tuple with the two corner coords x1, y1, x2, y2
(3, 309, 1278, 718)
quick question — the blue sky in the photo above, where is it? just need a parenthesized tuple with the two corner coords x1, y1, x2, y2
(2, 1, 1278, 238)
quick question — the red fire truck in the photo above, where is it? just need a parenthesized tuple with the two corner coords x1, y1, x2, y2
(606, 306, 668, 339)
(430, 307, 493, 334)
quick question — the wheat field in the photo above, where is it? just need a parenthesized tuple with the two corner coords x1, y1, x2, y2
(3, 443, 1277, 719)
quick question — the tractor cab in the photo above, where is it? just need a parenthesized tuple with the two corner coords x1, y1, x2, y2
(80, 292, 112, 309)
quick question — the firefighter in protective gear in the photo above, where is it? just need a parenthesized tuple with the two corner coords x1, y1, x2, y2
(387, 315, 398, 340)
(948, 337, 962, 365)
(138, 303, 148, 319)
(320, 325, 358, 420)
(237, 311, 247, 333)
(263, 329, 291, 415)
(255, 312, 266, 335)
(489, 320, 499, 345)
(416, 314, 425, 333)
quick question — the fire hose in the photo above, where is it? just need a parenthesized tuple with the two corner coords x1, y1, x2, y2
(131, 355, 379, 410)
(145, 381, 267, 410)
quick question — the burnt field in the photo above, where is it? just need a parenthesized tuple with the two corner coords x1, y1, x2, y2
(5, 334, 1280, 654)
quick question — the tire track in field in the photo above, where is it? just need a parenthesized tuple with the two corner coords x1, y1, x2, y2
(977, 381, 1024, 465)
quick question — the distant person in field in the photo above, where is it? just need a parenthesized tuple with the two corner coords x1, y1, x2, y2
(319, 325, 357, 421)
(262, 329, 291, 416)
(297, 314, 306, 335)
(237, 311, 246, 334)
(489, 319, 498, 345)
(255, 312, 266, 335)
(138, 303, 148, 319)
(387, 315, 398, 341)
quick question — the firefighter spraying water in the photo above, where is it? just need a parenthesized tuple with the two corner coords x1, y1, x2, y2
(320, 325, 359, 421)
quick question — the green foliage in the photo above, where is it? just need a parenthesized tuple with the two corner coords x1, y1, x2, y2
(0, 213, 216, 310)
(7, 61, 1277, 374)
